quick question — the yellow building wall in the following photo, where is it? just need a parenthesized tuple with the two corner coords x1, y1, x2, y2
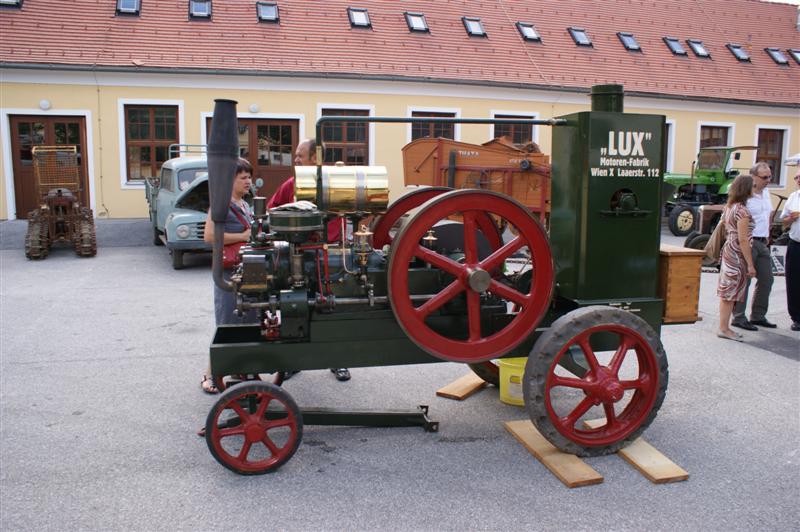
(1, 79, 798, 219)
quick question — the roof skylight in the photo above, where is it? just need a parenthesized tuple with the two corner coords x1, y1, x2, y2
(789, 49, 800, 65)
(726, 44, 750, 62)
(516, 22, 541, 42)
(462, 17, 486, 37)
(348, 7, 371, 28)
(617, 32, 640, 51)
(189, 0, 211, 19)
(116, 0, 140, 14)
(687, 39, 710, 58)
(256, 2, 278, 22)
(765, 47, 789, 65)
(568, 27, 592, 47)
(405, 12, 428, 32)
(663, 37, 687, 55)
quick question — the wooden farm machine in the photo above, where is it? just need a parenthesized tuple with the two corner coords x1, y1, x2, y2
(25, 146, 96, 259)
(201, 85, 695, 475)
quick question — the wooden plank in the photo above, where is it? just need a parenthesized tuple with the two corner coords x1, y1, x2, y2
(504, 420, 603, 488)
(436, 373, 487, 400)
(583, 419, 689, 484)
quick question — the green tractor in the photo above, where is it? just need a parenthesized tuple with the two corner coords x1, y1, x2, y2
(663, 145, 756, 236)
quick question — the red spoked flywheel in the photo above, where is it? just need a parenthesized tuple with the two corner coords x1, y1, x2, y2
(388, 189, 553, 363)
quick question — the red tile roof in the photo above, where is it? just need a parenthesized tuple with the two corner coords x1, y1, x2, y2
(1, 0, 798, 106)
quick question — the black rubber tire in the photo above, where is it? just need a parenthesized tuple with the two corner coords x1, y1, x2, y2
(682, 230, 700, 248)
(153, 226, 164, 246)
(171, 249, 184, 270)
(523, 306, 668, 457)
(205, 381, 303, 475)
(684, 234, 718, 267)
(668, 204, 696, 236)
(468, 361, 499, 386)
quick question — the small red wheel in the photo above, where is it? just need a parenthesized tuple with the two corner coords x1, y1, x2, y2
(388, 189, 553, 363)
(213, 372, 284, 393)
(524, 306, 668, 456)
(205, 381, 302, 475)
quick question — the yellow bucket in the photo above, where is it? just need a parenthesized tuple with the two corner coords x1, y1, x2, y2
(498, 357, 527, 406)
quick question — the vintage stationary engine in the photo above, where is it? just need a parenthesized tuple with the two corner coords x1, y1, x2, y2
(204, 88, 676, 475)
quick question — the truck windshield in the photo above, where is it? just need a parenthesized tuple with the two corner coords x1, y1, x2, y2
(177, 168, 208, 191)
(697, 150, 724, 170)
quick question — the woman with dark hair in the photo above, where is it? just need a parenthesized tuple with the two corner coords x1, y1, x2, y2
(717, 173, 756, 341)
(200, 157, 256, 393)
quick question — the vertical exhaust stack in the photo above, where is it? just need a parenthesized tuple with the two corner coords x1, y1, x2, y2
(208, 99, 239, 291)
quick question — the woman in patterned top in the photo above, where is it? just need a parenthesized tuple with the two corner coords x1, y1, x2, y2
(717, 174, 756, 341)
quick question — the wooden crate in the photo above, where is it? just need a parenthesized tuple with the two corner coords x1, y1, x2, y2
(658, 244, 705, 324)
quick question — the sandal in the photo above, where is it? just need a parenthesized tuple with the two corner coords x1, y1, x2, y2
(331, 368, 351, 382)
(716, 330, 744, 342)
(201, 375, 220, 394)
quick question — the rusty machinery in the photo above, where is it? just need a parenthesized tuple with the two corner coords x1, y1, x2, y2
(203, 85, 680, 475)
(25, 146, 96, 259)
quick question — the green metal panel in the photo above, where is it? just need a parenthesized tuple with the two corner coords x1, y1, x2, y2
(550, 111, 666, 302)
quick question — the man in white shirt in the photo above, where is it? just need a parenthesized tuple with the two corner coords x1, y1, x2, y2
(779, 168, 800, 331)
(732, 162, 776, 331)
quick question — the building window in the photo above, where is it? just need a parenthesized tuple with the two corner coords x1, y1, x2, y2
(320, 109, 369, 165)
(757, 129, 785, 183)
(0, 0, 23, 7)
(411, 111, 455, 141)
(347, 7, 370, 28)
(789, 49, 800, 65)
(189, 0, 211, 19)
(687, 39, 710, 58)
(765, 47, 789, 65)
(726, 44, 750, 62)
(567, 27, 592, 47)
(462, 17, 486, 37)
(699, 125, 729, 149)
(617, 32, 640, 51)
(124, 105, 179, 182)
(405, 12, 428, 32)
(116, 0, 140, 15)
(256, 1, 278, 22)
(516, 22, 540, 42)
(494, 115, 534, 146)
(663, 37, 686, 55)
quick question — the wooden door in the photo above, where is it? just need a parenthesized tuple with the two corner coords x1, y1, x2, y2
(206, 118, 298, 200)
(9, 115, 89, 218)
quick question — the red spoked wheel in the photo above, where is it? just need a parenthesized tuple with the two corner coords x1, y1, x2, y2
(205, 381, 302, 475)
(388, 189, 553, 363)
(524, 306, 668, 456)
(213, 372, 284, 393)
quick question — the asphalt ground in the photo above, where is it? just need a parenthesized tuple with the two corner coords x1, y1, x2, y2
(0, 218, 798, 532)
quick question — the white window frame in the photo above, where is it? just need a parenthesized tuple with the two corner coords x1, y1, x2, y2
(489, 110, 540, 145)
(117, 98, 185, 190)
(1, 107, 97, 220)
(754, 124, 792, 187)
(316, 103, 375, 165)
(696, 121, 735, 167)
(407, 106, 461, 144)
(665, 119, 676, 173)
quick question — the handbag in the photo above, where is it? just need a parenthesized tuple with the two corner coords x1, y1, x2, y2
(703, 207, 727, 263)
(222, 204, 251, 269)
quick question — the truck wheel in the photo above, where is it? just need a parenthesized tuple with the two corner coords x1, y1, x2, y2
(171, 249, 184, 270)
(524, 306, 668, 457)
(682, 230, 699, 248)
(685, 233, 718, 267)
(668, 204, 696, 236)
(153, 226, 164, 246)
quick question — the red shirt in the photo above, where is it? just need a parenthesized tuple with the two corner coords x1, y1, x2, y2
(267, 177, 342, 243)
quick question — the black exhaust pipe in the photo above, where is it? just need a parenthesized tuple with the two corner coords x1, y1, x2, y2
(208, 99, 239, 291)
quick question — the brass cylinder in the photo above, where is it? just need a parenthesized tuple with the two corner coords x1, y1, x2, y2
(295, 165, 389, 214)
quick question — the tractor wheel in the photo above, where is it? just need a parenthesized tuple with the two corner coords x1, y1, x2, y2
(523, 306, 668, 457)
(682, 230, 699, 248)
(668, 204, 696, 236)
(171, 249, 184, 270)
(684, 233, 718, 267)
(75, 219, 97, 257)
(205, 381, 302, 475)
(388, 189, 553, 363)
(24, 217, 50, 260)
(153, 226, 164, 246)
(468, 361, 499, 386)
(213, 372, 285, 393)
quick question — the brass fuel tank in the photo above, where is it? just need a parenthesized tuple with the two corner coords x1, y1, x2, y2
(295, 164, 389, 214)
